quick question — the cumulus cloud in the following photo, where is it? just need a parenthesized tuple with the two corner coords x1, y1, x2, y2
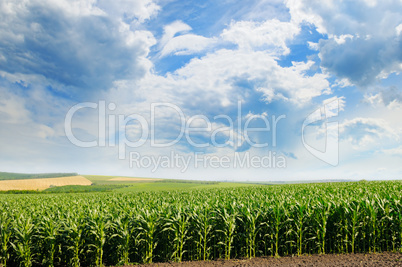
(97, 0, 160, 23)
(105, 44, 331, 157)
(143, 50, 330, 109)
(221, 19, 299, 54)
(0, 87, 30, 124)
(0, 0, 157, 98)
(0, 83, 65, 145)
(319, 36, 401, 86)
(159, 21, 216, 57)
(383, 145, 402, 157)
(365, 86, 402, 107)
(286, 0, 402, 86)
(339, 117, 400, 148)
(257, 60, 330, 105)
(6, 0, 399, 179)
(0, 77, 77, 137)
(380, 86, 402, 106)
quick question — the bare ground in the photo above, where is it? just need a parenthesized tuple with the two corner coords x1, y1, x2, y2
(126, 252, 402, 267)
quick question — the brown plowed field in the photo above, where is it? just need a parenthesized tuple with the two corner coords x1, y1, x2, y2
(128, 252, 402, 267)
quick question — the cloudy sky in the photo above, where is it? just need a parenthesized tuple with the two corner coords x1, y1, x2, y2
(0, 0, 401, 181)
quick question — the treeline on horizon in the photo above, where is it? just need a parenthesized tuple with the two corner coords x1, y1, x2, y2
(0, 172, 78, 181)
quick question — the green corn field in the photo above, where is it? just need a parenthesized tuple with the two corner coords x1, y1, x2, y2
(0, 180, 402, 266)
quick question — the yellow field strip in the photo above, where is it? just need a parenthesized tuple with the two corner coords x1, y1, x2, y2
(0, 176, 92, 191)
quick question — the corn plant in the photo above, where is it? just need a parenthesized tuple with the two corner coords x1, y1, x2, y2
(191, 206, 214, 261)
(238, 203, 262, 258)
(365, 199, 379, 253)
(110, 214, 135, 265)
(10, 215, 35, 267)
(0, 213, 12, 267)
(313, 201, 331, 254)
(36, 215, 60, 267)
(290, 201, 311, 256)
(395, 200, 402, 252)
(136, 209, 159, 264)
(345, 201, 361, 254)
(87, 211, 111, 267)
(62, 213, 86, 267)
(215, 204, 237, 260)
(163, 207, 190, 262)
(262, 199, 286, 257)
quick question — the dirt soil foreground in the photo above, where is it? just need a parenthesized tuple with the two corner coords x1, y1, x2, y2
(126, 252, 402, 267)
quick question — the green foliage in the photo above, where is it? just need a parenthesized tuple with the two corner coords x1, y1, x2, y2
(0, 185, 127, 194)
(43, 185, 127, 193)
(0, 181, 401, 266)
(155, 179, 219, 184)
(0, 190, 42, 195)
(115, 182, 253, 193)
(0, 212, 12, 267)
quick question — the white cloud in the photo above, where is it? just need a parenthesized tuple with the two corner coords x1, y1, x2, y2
(170, 50, 329, 107)
(119, 22, 156, 49)
(0, 87, 30, 124)
(104, 36, 332, 159)
(0, 85, 64, 143)
(7, 0, 400, 179)
(37, 124, 56, 139)
(397, 24, 402, 36)
(159, 21, 216, 57)
(0, 0, 157, 97)
(286, 0, 402, 86)
(161, 34, 216, 57)
(97, 0, 160, 22)
(333, 34, 354, 45)
(364, 86, 402, 109)
(221, 19, 299, 54)
(111, 19, 332, 117)
(383, 145, 402, 156)
(307, 41, 319, 51)
(339, 117, 400, 148)
(159, 21, 192, 47)
(331, 78, 352, 88)
(257, 60, 330, 105)
(286, 0, 401, 36)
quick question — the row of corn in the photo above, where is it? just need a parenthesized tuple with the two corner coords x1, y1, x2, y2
(0, 181, 401, 266)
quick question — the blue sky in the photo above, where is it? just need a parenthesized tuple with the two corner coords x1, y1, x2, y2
(0, 0, 401, 181)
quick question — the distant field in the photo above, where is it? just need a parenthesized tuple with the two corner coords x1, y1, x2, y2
(0, 172, 77, 180)
(108, 177, 161, 182)
(0, 176, 91, 191)
(114, 181, 254, 192)
(43, 184, 128, 193)
(0, 173, 254, 192)
(83, 175, 252, 192)
(83, 175, 162, 185)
